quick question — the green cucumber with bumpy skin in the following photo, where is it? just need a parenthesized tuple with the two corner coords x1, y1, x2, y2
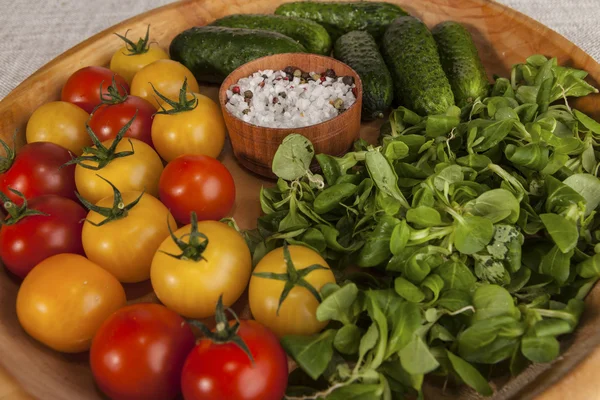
(334, 31, 393, 120)
(169, 26, 306, 84)
(432, 21, 490, 107)
(211, 14, 332, 55)
(381, 16, 455, 116)
(275, 1, 408, 41)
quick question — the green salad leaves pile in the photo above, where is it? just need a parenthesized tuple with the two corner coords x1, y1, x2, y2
(248, 55, 600, 398)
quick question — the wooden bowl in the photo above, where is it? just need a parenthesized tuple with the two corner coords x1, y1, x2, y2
(1, 0, 600, 399)
(218, 53, 363, 178)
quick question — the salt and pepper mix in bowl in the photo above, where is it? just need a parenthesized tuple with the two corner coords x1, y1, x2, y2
(225, 67, 357, 128)
(218, 53, 363, 178)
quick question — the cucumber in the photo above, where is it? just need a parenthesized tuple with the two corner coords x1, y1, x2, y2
(334, 31, 393, 120)
(211, 14, 332, 55)
(381, 16, 455, 116)
(169, 26, 306, 84)
(275, 1, 408, 41)
(432, 21, 489, 107)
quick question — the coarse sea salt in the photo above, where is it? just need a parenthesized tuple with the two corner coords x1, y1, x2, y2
(225, 69, 357, 128)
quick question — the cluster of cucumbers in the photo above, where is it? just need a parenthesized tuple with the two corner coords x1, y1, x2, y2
(170, 1, 489, 119)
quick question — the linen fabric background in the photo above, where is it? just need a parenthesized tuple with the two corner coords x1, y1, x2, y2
(0, 0, 599, 99)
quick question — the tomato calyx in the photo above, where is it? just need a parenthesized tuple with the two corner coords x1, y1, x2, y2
(161, 212, 209, 262)
(188, 294, 255, 364)
(76, 175, 143, 226)
(253, 243, 327, 315)
(0, 134, 17, 173)
(64, 113, 137, 170)
(154, 78, 198, 115)
(115, 25, 152, 56)
(0, 188, 48, 225)
(97, 76, 129, 106)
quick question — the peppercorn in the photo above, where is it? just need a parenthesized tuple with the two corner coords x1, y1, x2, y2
(259, 81, 265, 88)
(283, 66, 296, 75)
(232, 86, 240, 94)
(301, 72, 310, 80)
(324, 69, 336, 78)
(320, 76, 326, 83)
(342, 76, 355, 86)
(262, 74, 268, 79)
(279, 92, 287, 99)
(310, 73, 321, 81)
(242, 108, 250, 115)
(333, 98, 344, 110)
(293, 69, 302, 78)
(244, 90, 253, 99)
(272, 97, 279, 104)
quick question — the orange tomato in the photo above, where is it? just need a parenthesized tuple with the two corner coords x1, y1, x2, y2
(26, 101, 90, 155)
(130, 60, 199, 108)
(249, 245, 336, 337)
(16, 254, 126, 353)
(151, 93, 225, 161)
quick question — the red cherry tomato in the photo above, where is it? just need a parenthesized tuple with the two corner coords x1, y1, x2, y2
(90, 303, 196, 400)
(61, 66, 129, 113)
(88, 94, 156, 148)
(159, 155, 235, 224)
(0, 195, 86, 278)
(0, 141, 76, 205)
(181, 319, 288, 400)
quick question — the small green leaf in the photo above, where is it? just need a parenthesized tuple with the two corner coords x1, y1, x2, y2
(472, 284, 516, 322)
(437, 260, 476, 291)
(386, 301, 421, 357)
(390, 220, 410, 256)
(272, 134, 315, 180)
(334, 324, 362, 355)
(395, 277, 425, 303)
(281, 329, 336, 380)
(316, 283, 359, 324)
(539, 245, 574, 285)
(365, 150, 409, 209)
(563, 173, 600, 216)
(540, 213, 578, 253)
(433, 165, 464, 191)
(446, 350, 493, 396)
(521, 336, 560, 363)
(399, 336, 440, 375)
(577, 253, 600, 278)
(406, 206, 442, 227)
(454, 215, 494, 255)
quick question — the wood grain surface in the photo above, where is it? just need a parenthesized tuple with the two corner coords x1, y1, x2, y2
(0, 0, 599, 399)
(219, 53, 363, 178)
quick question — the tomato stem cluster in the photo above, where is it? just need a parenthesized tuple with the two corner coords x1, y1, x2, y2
(0, 134, 17, 174)
(161, 212, 209, 262)
(115, 25, 152, 56)
(154, 78, 198, 115)
(188, 295, 255, 364)
(64, 112, 137, 170)
(0, 189, 48, 225)
(97, 77, 129, 106)
(252, 243, 327, 315)
(76, 176, 143, 226)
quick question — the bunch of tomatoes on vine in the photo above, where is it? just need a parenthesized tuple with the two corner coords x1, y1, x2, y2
(0, 27, 337, 400)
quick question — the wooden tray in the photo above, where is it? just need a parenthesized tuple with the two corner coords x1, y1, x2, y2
(0, 0, 599, 399)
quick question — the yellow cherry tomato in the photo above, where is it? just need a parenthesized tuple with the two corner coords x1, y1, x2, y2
(16, 253, 126, 353)
(249, 245, 336, 337)
(75, 137, 163, 204)
(82, 191, 176, 283)
(110, 30, 169, 84)
(26, 101, 91, 155)
(151, 218, 251, 319)
(131, 59, 199, 108)
(151, 93, 226, 162)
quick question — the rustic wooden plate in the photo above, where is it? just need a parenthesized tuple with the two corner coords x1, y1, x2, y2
(0, 0, 599, 399)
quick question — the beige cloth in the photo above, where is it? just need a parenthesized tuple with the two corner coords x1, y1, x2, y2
(0, 0, 599, 99)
